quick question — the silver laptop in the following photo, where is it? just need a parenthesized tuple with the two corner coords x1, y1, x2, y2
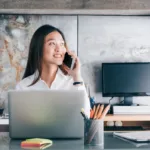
(8, 90, 87, 139)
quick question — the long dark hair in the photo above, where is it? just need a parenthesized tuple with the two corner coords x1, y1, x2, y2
(23, 24, 67, 86)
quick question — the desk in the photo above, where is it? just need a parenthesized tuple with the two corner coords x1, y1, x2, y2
(1, 114, 150, 125)
(0, 132, 150, 150)
(105, 115, 150, 121)
(1, 114, 150, 124)
(1, 117, 150, 132)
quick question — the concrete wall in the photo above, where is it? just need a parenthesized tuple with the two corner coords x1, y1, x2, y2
(1, 15, 150, 113)
(78, 16, 150, 105)
(0, 0, 150, 9)
(0, 15, 77, 112)
(1, 0, 150, 112)
(1, 0, 150, 15)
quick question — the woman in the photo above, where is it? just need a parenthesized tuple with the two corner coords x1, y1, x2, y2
(16, 24, 90, 113)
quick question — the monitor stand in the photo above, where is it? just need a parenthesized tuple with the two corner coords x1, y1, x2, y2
(124, 97, 133, 106)
(117, 97, 135, 106)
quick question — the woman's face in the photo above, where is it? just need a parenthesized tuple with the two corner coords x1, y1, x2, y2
(43, 31, 66, 66)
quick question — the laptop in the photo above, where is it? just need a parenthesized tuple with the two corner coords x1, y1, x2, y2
(8, 90, 88, 139)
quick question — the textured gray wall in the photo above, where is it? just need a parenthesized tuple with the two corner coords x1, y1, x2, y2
(78, 16, 150, 105)
(1, 0, 150, 15)
(0, 15, 77, 113)
(0, 0, 150, 9)
(1, 14, 150, 112)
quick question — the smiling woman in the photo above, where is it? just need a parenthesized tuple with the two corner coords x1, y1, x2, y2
(14, 24, 90, 115)
(15, 25, 89, 94)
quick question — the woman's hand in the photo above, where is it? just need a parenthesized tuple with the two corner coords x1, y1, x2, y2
(63, 51, 82, 82)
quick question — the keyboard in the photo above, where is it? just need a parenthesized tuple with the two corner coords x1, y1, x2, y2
(105, 126, 144, 131)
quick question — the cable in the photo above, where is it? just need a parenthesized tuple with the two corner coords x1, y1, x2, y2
(119, 100, 124, 104)
(108, 97, 113, 114)
(109, 97, 114, 105)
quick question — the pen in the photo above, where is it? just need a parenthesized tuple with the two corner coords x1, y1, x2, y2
(90, 109, 94, 119)
(85, 84, 95, 108)
(93, 104, 100, 119)
(92, 105, 96, 115)
(90, 97, 95, 108)
(81, 108, 89, 120)
(97, 104, 104, 119)
(99, 105, 110, 119)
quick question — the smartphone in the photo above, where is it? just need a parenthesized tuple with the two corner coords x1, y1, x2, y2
(63, 52, 75, 70)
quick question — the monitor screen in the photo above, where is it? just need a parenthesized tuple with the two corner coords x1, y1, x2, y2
(102, 63, 150, 97)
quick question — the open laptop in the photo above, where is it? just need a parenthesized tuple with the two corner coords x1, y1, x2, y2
(8, 90, 88, 139)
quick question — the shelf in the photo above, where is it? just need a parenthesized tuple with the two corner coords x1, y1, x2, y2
(104, 114, 150, 121)
(0, 119, 9, 125)
(1, 115, 150, 125)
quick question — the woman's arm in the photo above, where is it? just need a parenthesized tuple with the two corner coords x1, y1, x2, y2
(70, 77, 91, 117)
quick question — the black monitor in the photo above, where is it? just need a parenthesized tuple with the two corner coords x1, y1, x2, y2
(102, 62, 150, 105)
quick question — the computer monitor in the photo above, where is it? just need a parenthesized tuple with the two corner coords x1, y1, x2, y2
(102, 62, 150, 105)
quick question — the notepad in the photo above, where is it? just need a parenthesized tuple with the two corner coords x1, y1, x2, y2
(113, 131, 150, 142)
(114, 134, 149, 148)
(21, 138, 53, 149)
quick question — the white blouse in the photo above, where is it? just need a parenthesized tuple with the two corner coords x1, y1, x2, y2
(15, 68, 90, 115)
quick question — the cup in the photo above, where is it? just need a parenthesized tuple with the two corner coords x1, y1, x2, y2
(84, 119, 104, 146)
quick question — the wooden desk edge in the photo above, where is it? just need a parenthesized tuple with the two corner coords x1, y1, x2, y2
(104, 114, 150, 121)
